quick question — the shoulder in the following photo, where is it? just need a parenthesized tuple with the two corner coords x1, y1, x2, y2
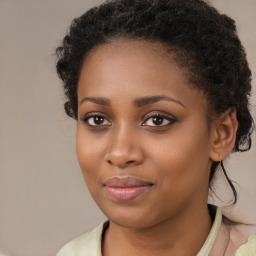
(209, 206, 256, 256)
(235, 234, 256, 256)
(56, 221, 108, 256)
(221, 217, 256, 256)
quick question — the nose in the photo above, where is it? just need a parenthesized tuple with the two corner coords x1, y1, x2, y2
(104, 125, 145, 168)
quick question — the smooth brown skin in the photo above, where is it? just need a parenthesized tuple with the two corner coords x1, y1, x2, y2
(76, 40, 238, 256)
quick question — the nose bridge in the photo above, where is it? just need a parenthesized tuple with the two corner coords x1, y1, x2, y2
(105, 122, 144, 168)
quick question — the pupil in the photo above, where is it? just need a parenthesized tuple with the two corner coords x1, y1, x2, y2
(153, 116, 163, 125)
(94, 116, 104, 125)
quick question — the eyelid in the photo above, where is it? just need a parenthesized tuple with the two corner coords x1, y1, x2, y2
(80, 112, 112, 125)
(142, 111, 177, 126)
(142, 111, 176, 121)
(79, 111, 176, 127)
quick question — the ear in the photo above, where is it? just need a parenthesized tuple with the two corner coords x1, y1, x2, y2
(209, 108, 238, 161)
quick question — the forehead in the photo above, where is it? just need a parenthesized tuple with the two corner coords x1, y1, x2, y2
(77, 40, 207, 110)
(85, 39, 174, 65)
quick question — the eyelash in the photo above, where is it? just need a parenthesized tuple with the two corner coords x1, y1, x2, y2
(80, 112, 111, 128)
(80, 111, 176, 129)
(142, 111, 176, 128)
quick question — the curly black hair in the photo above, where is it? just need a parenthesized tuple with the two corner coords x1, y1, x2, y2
(56, 0, 254, 204)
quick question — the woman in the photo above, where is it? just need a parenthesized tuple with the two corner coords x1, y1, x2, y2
(55, 0, 256, 255)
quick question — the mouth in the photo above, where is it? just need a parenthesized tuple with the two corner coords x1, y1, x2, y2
(103, 176, 153, 203)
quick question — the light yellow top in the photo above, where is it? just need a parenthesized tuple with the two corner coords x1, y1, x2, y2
(57, 208, 256, 256)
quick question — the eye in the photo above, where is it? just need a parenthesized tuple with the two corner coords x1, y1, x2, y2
(142, 112, 176, 127)
(80, 113, 111, 127)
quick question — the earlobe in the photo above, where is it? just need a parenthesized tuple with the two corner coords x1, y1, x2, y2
(209, 108, 238, 161)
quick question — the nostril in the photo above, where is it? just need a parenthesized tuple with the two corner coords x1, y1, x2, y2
(106, 159, 136, 168)
(104, 149, 144, 168)
(127, 160, 135, 165)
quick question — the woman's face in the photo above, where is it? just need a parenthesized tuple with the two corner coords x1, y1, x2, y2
(76, 40, 215, 228)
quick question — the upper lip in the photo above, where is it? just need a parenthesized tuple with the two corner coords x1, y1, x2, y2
(104, 176, 153, 187)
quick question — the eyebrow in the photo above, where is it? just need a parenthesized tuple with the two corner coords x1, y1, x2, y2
(79, 97, 111, 106)
(79, 95, 185, 108)
(134, 95, 185, 108)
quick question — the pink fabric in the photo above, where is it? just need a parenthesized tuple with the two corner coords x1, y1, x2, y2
(210, 216, 256, 255)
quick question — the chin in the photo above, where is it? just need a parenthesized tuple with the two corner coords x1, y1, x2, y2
(109, 216, 154, 229)
(101, 204, 167, 230)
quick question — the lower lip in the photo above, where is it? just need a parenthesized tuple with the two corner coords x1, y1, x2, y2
(104, 186, 152, 202)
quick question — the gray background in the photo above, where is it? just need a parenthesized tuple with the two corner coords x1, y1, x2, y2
(0, 0, 255, 255)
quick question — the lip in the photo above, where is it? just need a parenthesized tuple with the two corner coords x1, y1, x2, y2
(103, 176, 153, 202)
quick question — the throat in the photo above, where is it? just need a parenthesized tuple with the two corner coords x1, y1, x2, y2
(102, 207, 213, 256)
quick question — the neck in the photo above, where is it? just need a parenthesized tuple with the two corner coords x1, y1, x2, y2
(102, 203, 213, 256)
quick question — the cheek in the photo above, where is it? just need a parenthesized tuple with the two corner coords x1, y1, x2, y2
(148, 125, 211, 191)
(76, 128, 105, 182)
